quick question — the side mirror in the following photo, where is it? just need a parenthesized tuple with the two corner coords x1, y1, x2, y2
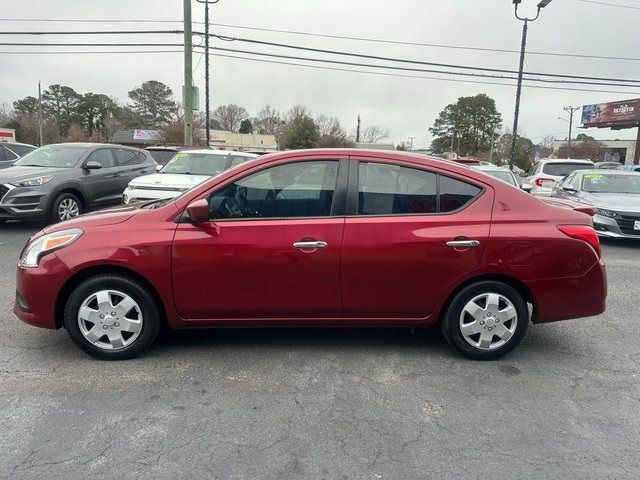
(155, 164, 162, 172)
(519, 171, 527, 177)
(185, 199, 210, 223)
(84, 161, 102, 170)
(521, 183, 533, 193)
(562, 185, 577, 193)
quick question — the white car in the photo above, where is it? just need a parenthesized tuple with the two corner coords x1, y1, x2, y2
(123, 149, 258, 204)
(520, 158, 595, 196)
(470, 165, 519, 188)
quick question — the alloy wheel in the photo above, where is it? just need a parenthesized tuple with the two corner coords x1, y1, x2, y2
(58, 198, 80, 221)
(77, 289, 143, 350)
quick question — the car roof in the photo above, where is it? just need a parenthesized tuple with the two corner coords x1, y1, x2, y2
(470, 165, 513, 172)
(537, 158, 594, 164)
(576, 168, 640, 176)
(39, 142, 143, 150)
(0, 141, 36, 148)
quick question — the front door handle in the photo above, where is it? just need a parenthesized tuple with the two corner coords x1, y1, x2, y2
(446, 240, 480, 248)
(293, 241, 328, 250)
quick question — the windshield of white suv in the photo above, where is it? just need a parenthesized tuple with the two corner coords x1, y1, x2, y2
(582, 173, 640, 194)
(160, 152, 228, 176)
(13, 145, 89, 168)
(543, 163, 593, 177)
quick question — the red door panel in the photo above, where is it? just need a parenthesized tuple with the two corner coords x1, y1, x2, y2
(172, 218, 344, 320)
(341, 191, 494, 319)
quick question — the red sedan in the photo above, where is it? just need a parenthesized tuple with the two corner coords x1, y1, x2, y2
(14, 149, 607, 360)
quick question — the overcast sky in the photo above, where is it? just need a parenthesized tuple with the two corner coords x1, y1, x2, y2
(1, 0, 639, 148)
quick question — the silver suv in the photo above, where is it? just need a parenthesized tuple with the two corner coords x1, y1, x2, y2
(521, 158, 595, 196)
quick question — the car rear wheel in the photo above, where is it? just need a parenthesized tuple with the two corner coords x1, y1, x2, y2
(63, 274, 161, 360)
(441, 281, 529, 360)
(51, 192, 82, 223)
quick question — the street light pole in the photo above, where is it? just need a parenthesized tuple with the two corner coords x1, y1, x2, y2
(183, 0, 193, 146)
(509, 0, 553, 171)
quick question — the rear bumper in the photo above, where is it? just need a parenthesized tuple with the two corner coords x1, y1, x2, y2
(528, 259, 607, 324)
(13, 252, 73, 329)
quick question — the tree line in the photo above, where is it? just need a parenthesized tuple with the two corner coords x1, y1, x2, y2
(0, 80, 391, 150)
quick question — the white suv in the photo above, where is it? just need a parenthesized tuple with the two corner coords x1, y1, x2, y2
(123, 149, 258, 204)
(521, 158, 595, 196)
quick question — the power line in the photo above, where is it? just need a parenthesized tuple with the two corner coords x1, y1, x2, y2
(205, 33, 640, 85)
(0, 29, 183, 35)
(575, 0, 640, 9)
(205, 51, 640, 96)
(207, 45, 640, 89)
(208, 22, 640, 63)
(1, 47, 637, 96)
(0, 42, 183, 47)
(2, 18, 637, 62)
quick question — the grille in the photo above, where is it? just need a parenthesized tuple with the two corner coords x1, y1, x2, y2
(616, 214, 640, 235)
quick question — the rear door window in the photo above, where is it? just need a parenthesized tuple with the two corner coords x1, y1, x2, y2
(1, 145, 18, 161)
(358, 163, 437, 215)
(7, 144, 34, 157)
(543, 163, 592, 176)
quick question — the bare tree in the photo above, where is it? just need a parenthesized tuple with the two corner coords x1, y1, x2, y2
(212, 104, 249, 132)
(286, 104, 311, 123)
(254, 104, 281, 134)
(539, 135, 556, 149)
(316, 115, 354, 148)
(361, 125, 390, 144)
(315, 115, 342, 137)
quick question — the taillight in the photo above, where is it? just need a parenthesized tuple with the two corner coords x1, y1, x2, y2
(558, 225, 601, 258)
(534, 177, 554, 187)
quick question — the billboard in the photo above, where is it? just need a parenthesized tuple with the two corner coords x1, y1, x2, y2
(133, 129, 163, 141)
(581, 99, 640, 128)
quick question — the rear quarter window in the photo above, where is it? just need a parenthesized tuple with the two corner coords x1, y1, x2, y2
(439, 175, 482, 213)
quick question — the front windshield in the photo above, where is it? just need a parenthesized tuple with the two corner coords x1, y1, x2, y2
(160, 152, 228, 176)
(582, 173, 640, 194)
(484, 170, 517, 186)
(13, 145, 89, 168)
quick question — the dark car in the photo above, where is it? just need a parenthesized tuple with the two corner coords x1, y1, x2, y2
(14, 149, 606, 360)
(145, 145, 200, 166)
(0, 141, 37, 168)
(0, 143, 157, 223)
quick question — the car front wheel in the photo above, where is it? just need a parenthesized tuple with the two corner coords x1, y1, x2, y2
(51, 192, 82, 223)
(63, 274, 161, 360)
(441, 280, 529, 360)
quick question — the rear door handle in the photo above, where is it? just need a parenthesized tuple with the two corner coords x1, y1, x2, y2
(293, 241, 328, 250)
(446, 240, 480, 248)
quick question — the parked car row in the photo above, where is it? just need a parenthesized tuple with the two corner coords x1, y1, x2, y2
(0, 143, 257, 224)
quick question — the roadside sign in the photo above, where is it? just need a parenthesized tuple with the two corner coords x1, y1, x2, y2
(0, 128, 15, 142)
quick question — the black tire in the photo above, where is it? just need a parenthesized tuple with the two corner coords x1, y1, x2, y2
(441, 280, 529, 360)
(50, 192, 83, 223)
(64, 274, 161, 360)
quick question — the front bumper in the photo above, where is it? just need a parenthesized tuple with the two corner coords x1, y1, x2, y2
(0, 183, 49, 220)
(13, 252, 73, 329)
(122, 186, 180, 205)
(593, 212, 640, 239)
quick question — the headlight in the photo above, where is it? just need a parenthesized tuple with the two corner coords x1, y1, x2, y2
(595, 208, 618, 218)
(19, 228, 83, 268)
(11, 176, 54, 188)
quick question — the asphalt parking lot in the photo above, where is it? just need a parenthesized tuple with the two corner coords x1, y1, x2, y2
(0, 221, 638, 480)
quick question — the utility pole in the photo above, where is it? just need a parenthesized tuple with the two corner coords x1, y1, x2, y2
(356, 114, 361, 143)
(197, 0, 219, 148)
(563, 105, 580, 158)
(509, 0, 554, 171)
(183, 0, 193, 146)
(408, 136, 415, 151)
(37, 81, 43, 146)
